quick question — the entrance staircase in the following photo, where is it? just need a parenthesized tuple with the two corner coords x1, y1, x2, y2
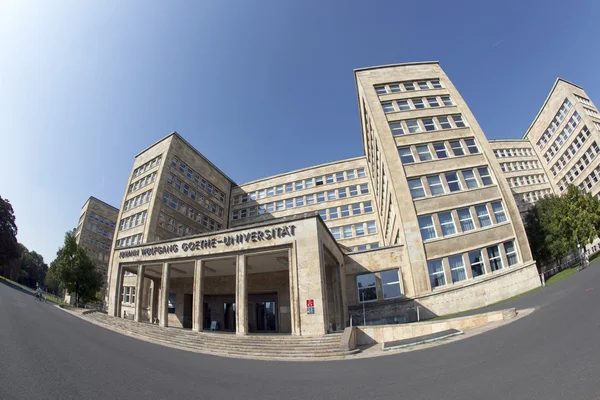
(81, 311, 359, 361)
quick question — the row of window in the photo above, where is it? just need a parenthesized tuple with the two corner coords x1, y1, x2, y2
(493, 147, 535, 158)
(316, 201, 373, 222)
(418, 201, 507, 242)
(578, 164, 600, 193)
(329, 221, 377, 240)
(514, 189, 552, 206)
(388, 114, 466, 136)
(162, 191, 224, 231)
(124, 189, 153, 212)
(84, 245, 110, 263)
(375, 79, 443, 95)
(88, 212, 116, 228)
(507, 174, 548, 188)
(398, 138, 479, 164)
(550, 127, 592, 176)
(158, 213, 201, 237)
(170, 157, 226, 203)
(536, 98, 573, 149)
(575, 94, 593, 106)
(86, 222, 112, 238)
(381, 95, 454, 114)
(428, 240, 519, 289)
(233, 168, 368, 205)
(81, 235, 111, 251)
(119, 210, 148, 231)
(348, 242, 380, 252)
(557, 143, 600, 191)
(356, 268, 402, 302)
(167, 173, 224, 218)
(133, 155, 162, 178)
(408, 167, 494, 199)
(584, 107, 600, 119)
(500, 160, 540, 172)
(121, 286, 136, 304)
(128, 172, 157, 194)
(543, 112, 582, 162)
(232, 184, 371, 220)
(116, 233, 143, 248)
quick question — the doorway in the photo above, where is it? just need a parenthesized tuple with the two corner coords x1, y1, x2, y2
(255, 301, 277, 332)
(183, 294, 192, 329)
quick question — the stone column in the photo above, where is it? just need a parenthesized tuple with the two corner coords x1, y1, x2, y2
(134, 265, 145, 322)
(192, 259, 204, 332)
(115, 266, 125, 318)
(235, 255, 248, 335)
(331, 264, 343, 331)
(288, 247, 300, 335)
(159, 262, 170, 327)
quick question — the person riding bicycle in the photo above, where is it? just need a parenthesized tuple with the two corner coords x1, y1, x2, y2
(36, 286, 43, 300)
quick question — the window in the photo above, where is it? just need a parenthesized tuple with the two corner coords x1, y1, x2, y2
(327, 190, 336, 201)
(375, 86, 387, 95)
(343, 225, 353, 238)
(438, 212, 456, 236)
(352, 203, 362, 215)
(346, 170, 355, 180)
(341, 205, 350, 217)
(124, 287, 131, 303)
(449, 140, 464, 156)
(355, 223, 365, 236)
(316, 192, 325, 203)
(441, 96, 453, 106)
(504, 241, 518, 266)
(418, 81, 429, 90)
(457, 208, 475, 232)
(452, 115, 466, 127)
(389, 84, 401, 93)
(478, 167, 493, 185)
(306, 194, 315, 205)
(408, 178, 426, 199)
(438, 116, 452, 129)
(357, 273, 377, 302)
(445, 172, 461, 192)
(427, 97, 440, 107)
(336, 172, 345, 182)
(381, 269, 402, 299)
(404, 82, 415, 91)
(423, 118, 437, 131)
(168, 294, 176, 314)
(469, 250, 485, 277)
(389, 122, 404, 136)
(487, 245, 503, 271)
(286, 199, 294, 209)
(349, 185, 359, 196)
(406, 120, 421, 133)
(329, 208, 339, 219)
(382, 102, 395, 113)
(418, 215, 437, 241)
(357, 168, 366, 178)
(331, 227, 341, 240)
(367, 221, 376, 234)
(431, 79, 442, 89)
(449, 255, 467, 283)
(412, 98, 425, 109)
(295, 196, 304, 207)
(433, 142, 448, 158)
(464, 138, 479, 154)
(398, 148, 415, 164)
(363, 201, 373, 213)
(338, 188, 348, 199)
(461, 170, 479, 189)
(285, 183, 293, 192)
(427, 175, 445, 195)
(318, 210, 327, 221)
(475, 205, 492, 227)
(428, 260, 446, 288)
(360, 184, 369, 194)
(416, 145, 433, 161)
(276, 184, 285, 194)
(491, 201, 507, 223)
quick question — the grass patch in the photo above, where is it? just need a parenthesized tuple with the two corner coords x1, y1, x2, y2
(544, 264, 580, 286)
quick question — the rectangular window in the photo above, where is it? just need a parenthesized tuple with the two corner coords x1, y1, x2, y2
(341, 205, 350, 217)
(437, 116, 452, 129)
(412, 98, 425, 109)
(355, 223, 365, 236)
(464, 138, 479, 154)
(418, 81, 429, 90)
(406, 120, 421, 133)
(461, 170, 479, 189)
(427, 175, 445, 195)
(449, 140, 465, 156)
(445, 172, 462, 192)
(318, 210, 327, 221)
(381, 269, 402, 299)
(338, 188, 348, 199)
(452, 115, 466, 127)
(423, 118, 437, 131)
(430, 79, 442, 89)
(266, 203, 274, 213)
(295, 181, 303, 191)
(427, 97, 440, 107)
(360, 184, 369, 194)
(306, 194, 315, 205)
(325, 174, 334, 184)
(375, 85, 387, 95)
(438, 212, 456, 236)
(487, 245, 503, 271)
(382, 102, 395, 113)
(327, 190, 336, 201)
(286, 199, 294, 209)
(504, 241, 518, 266)
(478, 167, 493, 186)
(428, 260, 446, 288)
(331, 227, 341, 240)
(491, 201, 507, 223)
(336, 172, 345, 182)
(418, 215, 437, 241)
(267, 187, 274, 197)
(346, 170, 355, 180)
(441, 96, 453, 106)
(389, 122, 405, 136)
(357, 168, 366, 178)
(404, 82, 415, 91)
(316, 192, 325, 203)
(416, 144, 433, 161)
(329, 207, 339, 219)
(295, 196, 304, 207)
(363, 201, 373, 213)
(469, 250, 485, 277)
(352, 203, 362, 215)
(457, 208, 475, 232)
(343, 225, 353, 238)
(349, 185, 359, 196)
(449, 255, 467, 283)
(357, 273, 377, 302)
(397, 100, 411, 110)
(475, 205, 492, 227)
(389, 84, 401, 93)
(367, 221, 377, 234)
(398, 147, 415, 164)
(408, 178, 426, 199)
(433, 142, 448, 158)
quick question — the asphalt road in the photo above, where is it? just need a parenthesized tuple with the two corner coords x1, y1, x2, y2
(1, 265, 600, 400)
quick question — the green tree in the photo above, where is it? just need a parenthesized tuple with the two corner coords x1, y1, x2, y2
(562, 184, 600, 248)
(0, 196, 20, 275)
(51, 231, 103, 306)
(44, 265, 61, 294)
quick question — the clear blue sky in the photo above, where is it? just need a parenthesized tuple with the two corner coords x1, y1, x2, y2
(1, 0, 599, 264)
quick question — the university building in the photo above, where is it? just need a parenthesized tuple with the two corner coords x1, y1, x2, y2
(104, 61, 599, 336)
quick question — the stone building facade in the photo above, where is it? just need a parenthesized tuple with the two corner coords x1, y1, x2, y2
(104, 61, 600, 335)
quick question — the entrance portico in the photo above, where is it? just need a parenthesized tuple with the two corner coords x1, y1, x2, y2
(108, 215, 345, 336)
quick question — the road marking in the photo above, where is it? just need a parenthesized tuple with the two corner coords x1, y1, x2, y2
(585, 288, 594, 291)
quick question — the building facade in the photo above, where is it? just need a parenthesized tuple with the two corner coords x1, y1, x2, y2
(104, 61, 600, 336)
(68, 197, 119, 304)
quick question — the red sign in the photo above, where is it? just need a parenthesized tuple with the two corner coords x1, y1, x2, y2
(306, 299, 314, 307)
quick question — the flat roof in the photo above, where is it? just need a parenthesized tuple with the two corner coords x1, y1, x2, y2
(83, 196, 119, 212)
(522, 78, 584, 139)
(353, 61, 439, 74)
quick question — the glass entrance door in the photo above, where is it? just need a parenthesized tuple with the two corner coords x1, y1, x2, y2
(255, 301, 277, 332)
